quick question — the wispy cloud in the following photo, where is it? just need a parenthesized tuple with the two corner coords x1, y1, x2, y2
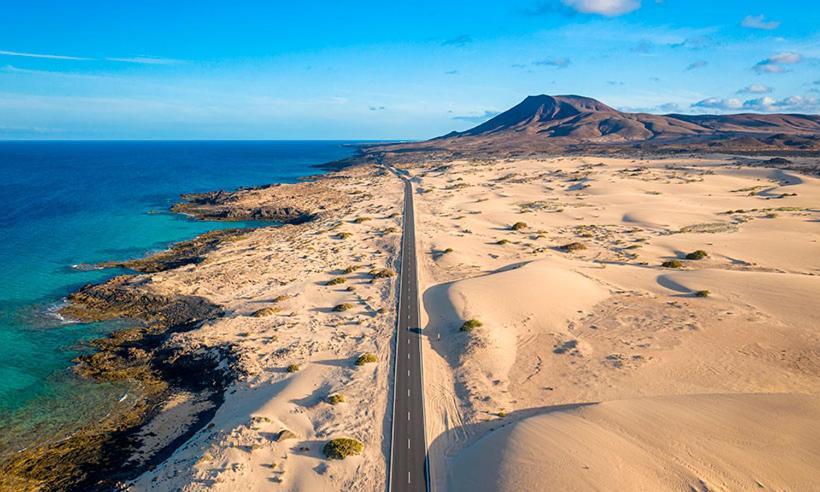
(741, 15, 780, 30)
(106, 56, 182, 65)
(452, 110, 500, 122)
(441, 35, 473, 46)
(445, 70, 460, 75)
(737, 84, 772, 94)
(753, 52, 802, 74)
(368, 105, 385, 111)
(533, 57, 570, 68)
(0, 49, 90, 61)
(686, 60, 708, 71)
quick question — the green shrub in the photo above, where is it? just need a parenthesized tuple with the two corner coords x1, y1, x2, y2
(369, 268, 396, 279)
(442, 248, 454, 254)
(286, 364, 300, 373)
(496, 239, 510, 245)
(327, 394, 345, 405)
(685, 250, 708, 260)
(461, 319, 482, 332)
(561, 242, 587, 252)
(694, 290, 710, 297)
(511, 222, 527, 231)
(333, 303, 354, 312)
(661, 260, 684, 269)
(355, 353, 378, 365)
(251, 307, 280, 317)
(323, 438, 364, 459)
(326, 277, 347, 286)
(342, 265, 360, 274)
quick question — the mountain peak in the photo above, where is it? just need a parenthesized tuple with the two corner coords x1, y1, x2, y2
(461, 94, 616, 136)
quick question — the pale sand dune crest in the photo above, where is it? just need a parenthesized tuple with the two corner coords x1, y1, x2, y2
(447, 393, 820, 492)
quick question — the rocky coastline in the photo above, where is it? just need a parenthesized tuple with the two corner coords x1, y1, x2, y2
(0, 159, 360, 490)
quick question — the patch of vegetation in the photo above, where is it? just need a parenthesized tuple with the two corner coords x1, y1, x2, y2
(510, 222, 528, 231)
(442, 248, 454, 254)
(327, 394, 345, 405)
(561, 242, 587, 252)
(326, 277, 347, 286)
(355, 353, 378, 366)
(369, 268, 396, 279)
(323, 438, 364, 460)
(685, 250, 708, 260)
(765, 212, 778, 219)
(461, 319, 482, 332)
(336, 232, 352, 240)
(694, 290, 711, 297)
(497, 410, 507, 418)
(272, 295, 291, 303)
(333, 303, 354, 312)
(495, 239, 510, 245)
(286, 364, 300, 373)
(342, 265, 360, 274)
(382, 226, 399, 234)
(353, 216, 372, 224)
(251, 307, 280, 317)
(661, 260, 684, 269)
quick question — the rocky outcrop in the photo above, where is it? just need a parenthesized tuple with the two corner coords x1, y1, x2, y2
(173, 190, 316, 223)
(97, 228, 248, 273)
(1, 268, 233, 490)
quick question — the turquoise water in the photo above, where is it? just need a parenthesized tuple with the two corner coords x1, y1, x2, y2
(0, 141, 357, 453)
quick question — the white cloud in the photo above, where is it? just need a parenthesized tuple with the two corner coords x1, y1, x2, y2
(753, 52, 802, 74)
(561, 0, 640, 17)
(741, 15, 780, 30)
(106, 56, 181, 65)
(452, 110, 500, 122)
(737, 84, 773, 94)
(0, 49, 90, 61)
(692, 95, 819, 113)
(692, 97, 743, 110)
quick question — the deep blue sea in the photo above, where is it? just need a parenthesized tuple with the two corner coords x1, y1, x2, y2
(0, 141, 357, 454)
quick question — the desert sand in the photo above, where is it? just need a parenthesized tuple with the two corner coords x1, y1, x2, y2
(120, 165, 404, 491)
(407, 155, 820, 491)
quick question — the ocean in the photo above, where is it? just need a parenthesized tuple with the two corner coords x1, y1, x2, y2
(0, 140, 357, 455)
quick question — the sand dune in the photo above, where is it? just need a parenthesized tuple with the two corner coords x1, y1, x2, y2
(412, 155, 820, 491)
(449, 393, 820, 492)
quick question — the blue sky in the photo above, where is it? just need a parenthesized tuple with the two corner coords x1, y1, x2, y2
(1, 0, 818, 139)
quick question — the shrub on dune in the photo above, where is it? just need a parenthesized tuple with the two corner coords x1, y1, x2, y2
(327, 394, 345, 405)
(510, 222, 527, 231)
(561, 242, 586, 252)
(460, 319, 482, 332)
(333, 303, 354, 312)
(286, 364, 300, 373)
(355, 353, 378, 365)
(323, 438, 364, 459)
(326, 277, 347, 286)
(685, 250, 708, 260)
(369, 268, 396, 279)
(694, 290, 710, 297)
(661, 260, 684, 269)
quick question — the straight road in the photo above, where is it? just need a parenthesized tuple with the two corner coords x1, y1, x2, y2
(389, 177, 428, 492)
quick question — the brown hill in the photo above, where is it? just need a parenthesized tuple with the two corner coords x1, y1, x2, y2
(372, 94, 820, 157)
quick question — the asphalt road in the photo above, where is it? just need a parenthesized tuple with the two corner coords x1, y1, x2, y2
(389, 177, 428, 492)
